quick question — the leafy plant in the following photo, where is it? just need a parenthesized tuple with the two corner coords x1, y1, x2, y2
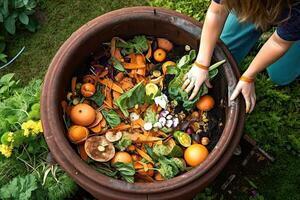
(114, 162, 135, 183)
(101, 109, 121, 128)
(157, 156, 185, 179)
(0, 73, 19, 100)
(168, 50, 225, 110)
(114, 81, 146, 117)
(115, 135, 132, 151)
(149, 0, 210, 21)
(0, 0, 39, 35)
(0, 78, 41, 135)
(116, 35, 148, 55)
(0, 174, 38, 200)
(88, 84, 105, 107)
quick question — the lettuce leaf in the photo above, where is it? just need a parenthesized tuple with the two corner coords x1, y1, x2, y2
(168, 50, 225, 110)
(114, 82, 145, 117)
(101, 110, 121, 128)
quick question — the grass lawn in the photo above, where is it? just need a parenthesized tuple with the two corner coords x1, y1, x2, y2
(1, 0, 299, 199)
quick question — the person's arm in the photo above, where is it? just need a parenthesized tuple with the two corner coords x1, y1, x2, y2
(242, 32, 293, 79)
(182, 1, 229, 100)
(196, 1, 229, 66)
(230, 31, 294, 113)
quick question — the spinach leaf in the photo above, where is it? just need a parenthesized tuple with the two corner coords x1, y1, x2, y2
(114, 162, 135, 183)
(101, 110, 121, 128)
(116, 35, 148, 55)
(111, 57, 126, 73)
(94, 163, 118, 178)
(114, 81, 145, 117)
(89, 84, 105, 107)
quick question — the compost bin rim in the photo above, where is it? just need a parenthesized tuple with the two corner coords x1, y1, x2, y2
(41, 6, 243, 194)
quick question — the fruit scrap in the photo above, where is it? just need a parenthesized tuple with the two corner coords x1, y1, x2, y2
(111, 151, 132, 166)
(135, 148, 154, 164)
(68, 125, 89, 144)
(157, 38, 173, 52)
(196, 95, 215, 111)
(99, 79, 124, 94)
(71, 76, 77, 96)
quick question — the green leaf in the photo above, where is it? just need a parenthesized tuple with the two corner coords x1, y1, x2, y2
(114, 162, 135, 183)
(144, 107, 157, 124)
(88, 84, 105, 107)
(115, 135, 132, 151)
(0, 85, 8, 94)
(112, 57, 126, 72)
(25, 18, 38, 32)
(23, 0, 29, 5)
(14, 0, 25, 8)
(0, 73, 14, 84)
(2, 0, 9, 17)
(0, 42, 6, 53)
(114, 81, 145, 117)
(116, 35, 148, 55)
(0, 13, 3, 22)
(0, 174, 38, 200)
(19, 12, 29, 25)
(0, 53, 8, 63)
(4, 16, 16, 34)
(101, 110, 121, 128)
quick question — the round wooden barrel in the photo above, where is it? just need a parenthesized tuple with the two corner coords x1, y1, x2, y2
(41, 6, 245, 200)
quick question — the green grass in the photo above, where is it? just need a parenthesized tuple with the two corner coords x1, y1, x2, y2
(1, 0, 299, 199)
(1, 0, 148, 84)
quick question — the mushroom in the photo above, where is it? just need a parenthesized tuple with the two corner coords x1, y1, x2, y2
(84, 136, 115, 162)
(105, 131, 123, 142)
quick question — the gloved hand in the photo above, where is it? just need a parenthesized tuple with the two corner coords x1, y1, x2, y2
(230, 78, 256, 113)
(181, 64, 212, 100)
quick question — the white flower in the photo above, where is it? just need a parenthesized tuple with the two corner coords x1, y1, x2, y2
(154, 94, 169, 109)
(166, 120, 173, 128)
(158, 117, 166, 126)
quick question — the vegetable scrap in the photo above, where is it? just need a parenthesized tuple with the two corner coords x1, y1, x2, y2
(62, 35, 226, 183)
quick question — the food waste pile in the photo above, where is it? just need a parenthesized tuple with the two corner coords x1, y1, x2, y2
(61, 35, 226, 183)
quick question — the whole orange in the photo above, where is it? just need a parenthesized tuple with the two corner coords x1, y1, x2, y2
(70, 104, 96, 126)
(184, 144, 209, 167)
(68, 125, 89, 144)
(154, 48, 167, 62)
(111, 152, 133, 166)
(196, 95, 215, 111)
(81, 83, 96, 97)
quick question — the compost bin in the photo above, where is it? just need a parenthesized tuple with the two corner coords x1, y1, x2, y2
(41, 6, 245, 200)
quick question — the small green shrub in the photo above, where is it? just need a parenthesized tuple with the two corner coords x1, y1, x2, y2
(149, 0, 210, 21)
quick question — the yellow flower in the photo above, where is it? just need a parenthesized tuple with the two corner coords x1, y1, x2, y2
(37, 120, 43, 133)
(0, 144, 13, 158)
(21, 120, 43, 137)
(7, 132, 14, 142)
